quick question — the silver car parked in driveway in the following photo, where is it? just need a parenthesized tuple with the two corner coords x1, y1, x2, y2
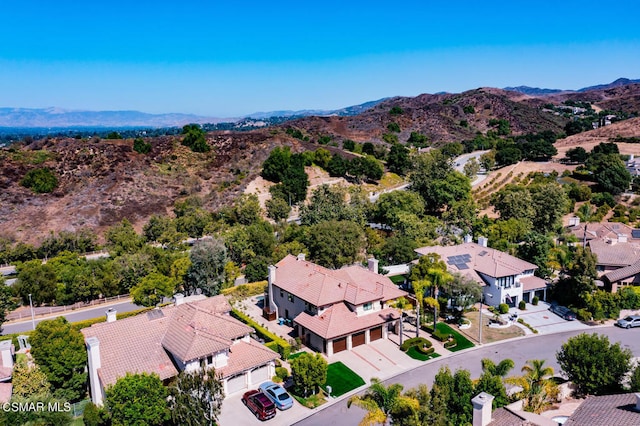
(616, 315, 640, 329)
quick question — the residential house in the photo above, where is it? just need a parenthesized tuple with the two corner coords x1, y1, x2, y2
(81, 294, 279, 406)
(0, 340, 13, 403)
(265, 254, 407, 356)
(415, 238, 548, 307)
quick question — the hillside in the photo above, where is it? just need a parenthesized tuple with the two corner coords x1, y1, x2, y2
(554, 116, 640, 158)
(0, 131, 306, 244)
(286, 88, 568, 145)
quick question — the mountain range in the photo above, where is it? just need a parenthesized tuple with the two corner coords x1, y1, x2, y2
(2, 78, 638, 130)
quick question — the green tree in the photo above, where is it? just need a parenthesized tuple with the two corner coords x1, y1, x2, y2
(181, 124, 209, 153)
(407, 131, 428, 148)
(244, 255, 271, 282)
(266, 196, 291, 222)
(479, 150, 496, 172)
(441, 273, 482, 310)
(530, 183, 570, 232)
(300, 185, 366, 226)
(630, 364, 640, 392)
(113, 251, 157, 292)
(106, 372, 169, 426)
(0, 280, 16, 328)
(463, 157, 481, 179)
(14, 260, 57, 306)
(261, 146, 292, 182)
(313, 148, 332, 169)
(233, 193, 262, 225)
(565, 147, 588, 163)
(387, 143, 411, 176)
(517, 232, 552, 279)
(588, 153, 632, 195)
(430, 367, 474, 426)
(557, 333, 632, 396)
(105, 219, 144, 256)
(186, 238, 227, 296)
(168, 368, 225, 426)
(131, 272, 176, 307)
(281, 154, 309, 203)
(491, 184, 535, 224)
(30, 317, 87, 401)
(348, 378, 418, 426)
(305, 220, 365, 268)
(290, 353, 327, 397)
(143, 215, 173, 242)
(410, 150, 471, 215)
(20, 167, 58, 193)
(11, 356, 52, 398)
(327, 153, 348, 177)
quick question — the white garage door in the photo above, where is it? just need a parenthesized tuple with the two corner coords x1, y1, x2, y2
(226, 373, 247, 395)
(251, 365, 270, 385)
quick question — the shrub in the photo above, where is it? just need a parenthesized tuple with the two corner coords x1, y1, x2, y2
(272, 375, 283, 383)
(133, 138, 152, 154)
(444, 339, 457, 349)
(20, 167, 58, 193)
(432, 330, 450, 342)
(576, 308, 592, 322)
(220, 281, 267, 298)
(532, 296, 539, 305)
(498, 303, 509, 314)
(275, 367, 289, 379)
(416, 345, 435, 355)
(231, 309, 291, 359)
(390, 106, 403, 115)
(400, 337, 431, 352)
(518, 300, 526, 310)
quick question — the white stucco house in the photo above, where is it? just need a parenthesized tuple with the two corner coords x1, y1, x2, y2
(415, 238, 548, 307)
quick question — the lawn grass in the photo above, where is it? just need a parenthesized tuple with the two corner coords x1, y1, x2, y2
(389, 275, 406, 285)
(322, 362, 365, 397)
(434, 322, 475, 352)
(287, 351, 308, 360)
(406, 346, 441, 361)
(293, 391, 327, 409)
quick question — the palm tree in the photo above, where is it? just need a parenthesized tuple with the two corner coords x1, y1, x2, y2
(507, 359, 558, 414)
(481, 358, 515, 378)
(347, 378, 419, 426)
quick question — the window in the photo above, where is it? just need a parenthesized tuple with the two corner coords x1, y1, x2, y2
(207, 355, 213, 365)
(280, 289, 284, 298)
(288, 293, 294, 302)
(363, 302, 372, 311)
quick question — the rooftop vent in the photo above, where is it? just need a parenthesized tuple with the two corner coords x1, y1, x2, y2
(147, 309, 165, 321)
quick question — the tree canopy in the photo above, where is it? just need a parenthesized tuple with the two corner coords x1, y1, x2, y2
(106, 372, 169, 426)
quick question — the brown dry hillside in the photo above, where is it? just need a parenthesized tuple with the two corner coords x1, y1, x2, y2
(546, 83, 640, 114)
(554, 116, 640, 158)
(0, 131, 306, 244)
(287, 88, 567, 145)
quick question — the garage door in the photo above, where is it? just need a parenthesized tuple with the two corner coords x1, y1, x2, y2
(370, 326, 383, 341)
(251, 365, 270, 385)
(333, 337, 347, 353)
(352, 331, 366, 347)
(226, 373, 247, 395)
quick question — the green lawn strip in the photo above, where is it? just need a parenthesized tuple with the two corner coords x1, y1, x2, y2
(406, 346, 441, 361)
(292, 392, 327, 409)
(287, 351, 308, 360)
(321, 362, 365, 397)
(389, 275, 406, 285)
(435, 322, 475, 352)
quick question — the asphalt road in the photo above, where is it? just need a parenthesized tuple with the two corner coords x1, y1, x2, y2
(294, 326, 640, 426)
(1, 300, 140, 334)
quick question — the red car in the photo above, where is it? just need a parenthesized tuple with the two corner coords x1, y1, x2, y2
(242, 390, 276, 421)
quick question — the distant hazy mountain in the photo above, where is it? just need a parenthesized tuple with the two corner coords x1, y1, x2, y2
(503, 86, 563, 95)
(245, 98, 387, 119)
(504, 78, 640, 96)
(577, 78, 640, 92)
(0, 107, 229, 128)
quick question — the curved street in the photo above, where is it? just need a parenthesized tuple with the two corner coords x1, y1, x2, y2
(294, 326, 640, 426)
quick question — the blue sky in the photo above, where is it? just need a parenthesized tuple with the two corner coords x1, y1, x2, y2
(1, 1, 639, 117)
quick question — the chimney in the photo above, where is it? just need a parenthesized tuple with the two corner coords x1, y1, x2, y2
(618, 234, 628, 243)
(297, 253, 306, 261)
(0, 340, 13, 370)
(368, 258, 379, 275)
(267, 265, 279, 317)
(86, 337, 104, 406)
(105, 308, 117, 323)
(568, 216, 580, 227)
(477, 236, 488, 247)
(464, 234, 473, 243)
(174, 293, 185, 306)
(635, 393, 640, 411)
(472, 392, 494, 426)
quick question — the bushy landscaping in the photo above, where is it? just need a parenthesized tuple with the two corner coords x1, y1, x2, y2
(230, 309, 291, 359)
(321, 362, 365, 397)
(424, 323, 475, 352)
(406, 346, 440, 361)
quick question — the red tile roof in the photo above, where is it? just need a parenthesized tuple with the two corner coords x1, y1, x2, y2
(520, 275, 548, 292)
(81, 295, 276, 388)
(217, 339, 279, 378)
(565, 393, 640, 426)
(274, 255, 406, 307)
(295, 303, 400, 339)
(0, 383, 11, 403)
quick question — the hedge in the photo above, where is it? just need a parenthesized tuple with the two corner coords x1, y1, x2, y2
(231, 309, 291, 359)
(444, 339, 457, 349)
(400, 337, 432, 352)
(432, 330, 451, 342)
(415, 345, 435, 355)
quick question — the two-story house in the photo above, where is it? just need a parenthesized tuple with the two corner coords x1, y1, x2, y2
(81, 294, 279, 406)
(416, 238, 548, 307)
(266, 254, 407, 356)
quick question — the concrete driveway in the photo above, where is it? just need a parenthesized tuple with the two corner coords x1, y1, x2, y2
(219, 386, 310, 426)
(512, 302, 591, 334)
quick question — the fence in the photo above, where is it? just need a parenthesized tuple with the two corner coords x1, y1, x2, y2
(6, 294, 131, 321)
(71, 399, 91, 418)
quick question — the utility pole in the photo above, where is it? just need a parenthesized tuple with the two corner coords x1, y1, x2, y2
(29, 293, 36, 330)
